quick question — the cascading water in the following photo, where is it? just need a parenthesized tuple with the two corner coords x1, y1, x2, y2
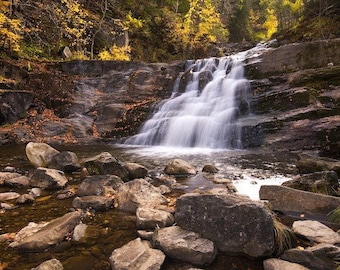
(126, 43, 270, 149)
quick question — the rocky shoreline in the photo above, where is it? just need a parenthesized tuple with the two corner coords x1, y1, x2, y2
(0, 142, 339, 270)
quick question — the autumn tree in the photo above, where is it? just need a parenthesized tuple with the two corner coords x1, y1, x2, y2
(0, 0, 21, 52)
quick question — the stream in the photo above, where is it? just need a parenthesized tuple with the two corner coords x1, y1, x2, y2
(0, 143, 298, 270)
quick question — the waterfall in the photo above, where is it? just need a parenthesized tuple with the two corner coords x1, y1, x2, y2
(126, 43, 271, 149)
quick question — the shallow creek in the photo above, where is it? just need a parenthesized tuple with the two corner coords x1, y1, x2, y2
(0, 144, 298, 270)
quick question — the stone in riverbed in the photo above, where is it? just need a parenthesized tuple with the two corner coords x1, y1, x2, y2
(49, 151, 81, 173)
(30, 167, 68, 190)
(4, 175, 30, 188)
(263, 258, 309, 270)
(25, 142, 60, 168)
(16, 194, 35, 204)
(32, 258, 64, 270)
(297, 153, 340, 176)
(109, 238, 165, 270)
(164, 159, 196, 176)
(82, 152, 129, 181)
(0, 172, 23, 185)
(72, 196, 113, 211)
(280, 243, 340, 270)
(9, 211, 82, 252)
(0, 191, 20, 201)
(136, 207, 174, 229)
(292, 220, 340, 245)
(124, 162, 148, 179)
(76, 175, 124, 197)
(115, 179, 168, 213)
(152, 226, 217, 266)
(175, 189, 275, 258)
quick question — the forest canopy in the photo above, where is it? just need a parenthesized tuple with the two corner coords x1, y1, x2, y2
(0, 0, 339, 62)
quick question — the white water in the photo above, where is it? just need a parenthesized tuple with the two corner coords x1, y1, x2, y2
(126, 43, 270, 149)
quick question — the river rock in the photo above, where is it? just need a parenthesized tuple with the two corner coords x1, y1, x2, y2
(259, 185, 340, 217)
(164, 159, 196, 175)
(0, 191, 20, 201)
(124, 162, 148, 179)
(9, 211, 82, 252)
(4, 175, 30, 188)
(282, 171, 339, 196)
(49, 151, 81, 172)
(109, 237, 165, 270)
(115, 179, 168, 213)
(296, 153, 340, 176)
(76, 175, 124, 196)
(72, 223, 88, 242)
(263, 258, 310, 270)
(82, 152, 129, 181)
(30, 167, 68, 189)
(153, 226, 217, 266)
(0, 172, 22, 185)
(280, 243, 340, 270)
(136, 207, 174, 229)
(32, 258, 64, 270)
(25, 142, 60, 167)
(16, 194, 35, 204)
(175, 189, 275, 258)
(202, 164, 219, 173)
(72, 196, 113, 211)
(292, 220, 340, 245)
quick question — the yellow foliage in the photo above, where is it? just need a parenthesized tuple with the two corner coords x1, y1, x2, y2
(98, 45, 131, 61)
(263, 9, 278, 39)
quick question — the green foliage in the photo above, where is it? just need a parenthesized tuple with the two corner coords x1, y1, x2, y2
(273, 217, 297, 256)
(328, 207, 340, 224)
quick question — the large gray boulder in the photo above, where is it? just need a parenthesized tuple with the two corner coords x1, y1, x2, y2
(115, 179, 168, 213)
(76, 175, 124, 196)
(280, 243, 340, 270)
(29, 167, 68, 190)
(109, 238, 165, 270)
(297, 153, 340, 176)
(259, 185, 340, 217)
(164, 159, 196, 176)
(283, 171, 339, 196)
(9, 211, 82, 252)
(175, 189, 275, 257)
(25, 142, 60, 168)
(82, 152, 129, 181)
(124, 162, 148, 180)
(136, 207, 174, 229)
(292, 220, 340, 245)
(152, 226, 217, 266)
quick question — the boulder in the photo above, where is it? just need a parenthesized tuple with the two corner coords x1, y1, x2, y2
(82, 152, 129, 181)
(16, 194, 35, 204)
(115, 179, 168, 213)
(32, 258, 64, 270)
(72, 196, 113, 211)
(175, 189, 275, 257)
(30, 168, 68, 189)
(202, 164, 219, 173)
(153, 226, 217, 266)
(9, 211, 82, 252)
(280, 243, 340, 270)
(124, 162, 148, 179)
(25, 142, 60, 168)
(263, 258, 310, 270)
(76, 175, 124, 196)
(292, 220, 340, 245)
(282, 171, 339, 195)
(109, 238, 165, 270)
(297, 153, 340, 176)
(164, 159, 196, 176)
(259, 185, 340, 217)
(49, 151, 81, 172)
(136, 207, 174, 229)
